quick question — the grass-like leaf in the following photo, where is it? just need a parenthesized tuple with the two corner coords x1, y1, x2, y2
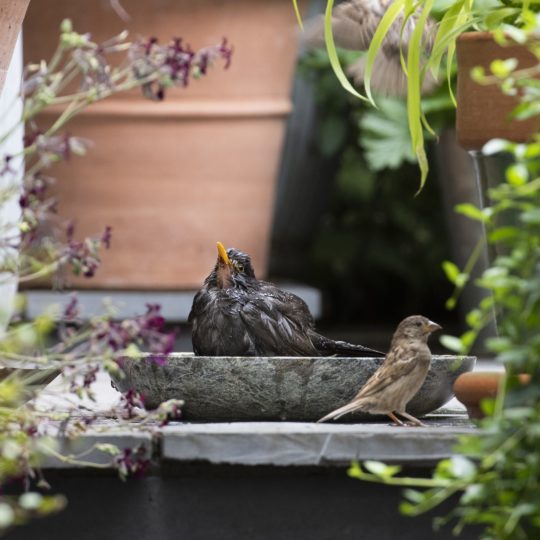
(406, 0, 434, 193)
(292, 0, 304, 30)
(323, 0, 369, 102)
(363, 0, 406, 106)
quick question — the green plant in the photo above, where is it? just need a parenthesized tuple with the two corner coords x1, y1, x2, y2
(292, 0, 539, 189)
(0, 20, 231, 532)
(345, 39, 540, 539)
(297, 49, 454, 322)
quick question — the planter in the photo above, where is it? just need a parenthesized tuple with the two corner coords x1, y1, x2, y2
(23, 0, 306, 289)
(453, 371, 503, 419)
(454, 371, 531, 419)
(456, 32, 539, 150)
(0, 0, 30, 94)
(0, 1, 28, 334)
(112, 354, 476, 421)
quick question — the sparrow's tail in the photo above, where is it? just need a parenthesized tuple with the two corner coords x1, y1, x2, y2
(310, 333, 384, 357)
(317, 401, 363, 423)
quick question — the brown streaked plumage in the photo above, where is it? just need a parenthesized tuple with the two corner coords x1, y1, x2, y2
(301, 0, 438, 96)
(318, 315, 441, 426)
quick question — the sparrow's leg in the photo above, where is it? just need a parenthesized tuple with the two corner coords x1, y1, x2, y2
(399, 411, 428, 427)
(388, 412, 405, 426)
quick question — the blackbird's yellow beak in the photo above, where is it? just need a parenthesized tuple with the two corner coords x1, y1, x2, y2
(216, 241, 231, 266)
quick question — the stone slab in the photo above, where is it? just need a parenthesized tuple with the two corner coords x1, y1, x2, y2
(161, 417, 476, 466)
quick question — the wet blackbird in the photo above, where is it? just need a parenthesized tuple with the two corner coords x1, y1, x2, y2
(318, 315, 441, 426)
(188, 242, 384, 357)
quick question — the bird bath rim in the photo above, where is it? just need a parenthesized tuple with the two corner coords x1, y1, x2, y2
(112, 354, 476, 422)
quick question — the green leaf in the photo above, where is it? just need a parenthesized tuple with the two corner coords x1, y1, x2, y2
(471, 66, 487, 84)
(403, 488, 424, 503)
(359, 97, 417, 170)
(455, 203, 488, 222)
(363, 0, 406, 106)
(485, 336, 511, 352)
(324, 0, 368, 102)
(484, 8, 520, 29)
(442, 260, 460, 284)
(506, 163, 528, 186)
(363, 460, 391, 476)
(460, 330, 477, 350)
(489, 58, 518, 79)
(439, 334, 464, 353)
(95, 443, 121, 455)
(449, 455, 476, 479)
(429, 0, 466, 77)
(292, 0, 304, 30)
(480, 397, 496, 416)
(348, 461, 362, 479)
(407, 0, 434, 193)
(521, 209, 540, 224)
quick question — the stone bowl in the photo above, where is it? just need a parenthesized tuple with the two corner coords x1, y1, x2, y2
(112, 354, 476, 422)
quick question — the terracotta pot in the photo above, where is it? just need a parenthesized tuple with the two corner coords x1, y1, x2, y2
(454, 371, 531, 419)
(23, 0, 306, 289)
(0, 0, 30, 94)
(453, 371, 503, 419)
(456, 32, 540, 150)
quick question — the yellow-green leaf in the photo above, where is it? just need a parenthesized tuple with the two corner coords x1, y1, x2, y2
(364, 0, 406, 106)
(324, 0, 368, 102)
(292, 0, 304, 30)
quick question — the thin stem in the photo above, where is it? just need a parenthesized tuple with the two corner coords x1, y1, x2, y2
(38, 444, 112, 469)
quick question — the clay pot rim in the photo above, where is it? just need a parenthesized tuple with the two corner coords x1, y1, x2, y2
(457, 31, 497, 43)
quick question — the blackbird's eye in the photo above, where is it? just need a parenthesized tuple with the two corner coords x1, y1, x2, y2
(237, 263, 244, 273)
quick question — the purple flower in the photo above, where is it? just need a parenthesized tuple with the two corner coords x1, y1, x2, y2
(119, 389, 145, 419)
(0, 155, 15, 177)
(101, 226, 112, 249)
(219, 38, 233, 69)
(63, 294, 80, 320)
(137, 304, 175, 355)
(114, 445, 150, 480)
(130, 36, 233, 101)
(63, 226, 104, 278)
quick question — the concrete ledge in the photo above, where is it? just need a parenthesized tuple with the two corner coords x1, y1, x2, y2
(161, 418, 476, 467)
(38, 414, 476, 469)
(23, 284, 322, 322)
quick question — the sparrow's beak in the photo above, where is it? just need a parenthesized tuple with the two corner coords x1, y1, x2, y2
(425, 320, 442, 333)
(216, 241, 231, 266)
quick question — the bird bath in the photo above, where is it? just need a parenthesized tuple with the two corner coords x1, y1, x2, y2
(113, 354, 475, 422)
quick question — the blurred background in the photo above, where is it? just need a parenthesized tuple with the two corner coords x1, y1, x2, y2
(20, 0, 489, 354)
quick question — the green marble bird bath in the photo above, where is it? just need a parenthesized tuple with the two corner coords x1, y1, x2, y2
(113, 354, 475, 422)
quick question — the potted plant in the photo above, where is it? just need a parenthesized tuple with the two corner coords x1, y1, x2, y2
(0, 21, 198, 532)
(22, 0, 308, 290)
(345, 37, 540, 537)
(0, 0, 30, 92)
(294, 0, 539, 188)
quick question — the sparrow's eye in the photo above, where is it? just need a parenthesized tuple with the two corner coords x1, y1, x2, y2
(237, 263, 244, 272)
(415, 321, 422, 327)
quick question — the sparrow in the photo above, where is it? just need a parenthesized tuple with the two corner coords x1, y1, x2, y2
(318, 315, 441, 426)
(188, 242, 384, 357)
(301, 0, 438, 96)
